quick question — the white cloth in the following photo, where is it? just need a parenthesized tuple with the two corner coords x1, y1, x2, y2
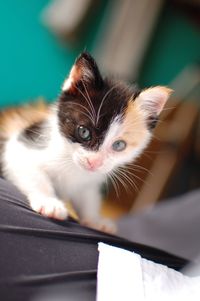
(97, 243, 200, 301)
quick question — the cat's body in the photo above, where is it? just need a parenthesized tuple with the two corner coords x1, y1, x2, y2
(2, 110, 104, 223)
(0, 53, 172, 232)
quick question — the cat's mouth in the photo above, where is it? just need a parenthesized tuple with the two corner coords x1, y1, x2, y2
(76, 156, 109, 173)
(80, 161, 115, 176)
(82, 157, 103, 172)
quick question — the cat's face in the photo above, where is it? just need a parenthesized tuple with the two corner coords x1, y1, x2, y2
(58, 52, 172, 174)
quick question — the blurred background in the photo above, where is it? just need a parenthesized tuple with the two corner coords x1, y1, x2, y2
(0, 0, 199, 218)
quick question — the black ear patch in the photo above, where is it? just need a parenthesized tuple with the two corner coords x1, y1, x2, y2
(62, 52, 103, 94)
(75, 52, 103, 87)
(147, 115, 159, 130)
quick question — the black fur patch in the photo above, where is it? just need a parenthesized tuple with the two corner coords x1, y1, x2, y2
(18, 121, 48, 149)
(75, 52, 104, 89)
(58, 79, 139, 151)
(58, 52, 140, 151)
(147, 115, 159, 130)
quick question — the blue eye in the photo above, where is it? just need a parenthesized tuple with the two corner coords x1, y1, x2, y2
(77, 126, 91, 141)
(112, 140, 126, 152)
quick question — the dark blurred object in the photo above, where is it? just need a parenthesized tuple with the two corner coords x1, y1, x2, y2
(171, 0, 200, 29)
(138, 0, 200, 88)
(118, 189, 200, 260)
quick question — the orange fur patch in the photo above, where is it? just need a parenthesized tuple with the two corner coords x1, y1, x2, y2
(121, 100, 149, 149)
(0, 99, 50, 140)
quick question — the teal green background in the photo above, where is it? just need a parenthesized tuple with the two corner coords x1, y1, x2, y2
(0, 0, 107, 107)
(0, 1, 76, 107)
(138, 4, 200, 87)
(0, 1, 199, 107)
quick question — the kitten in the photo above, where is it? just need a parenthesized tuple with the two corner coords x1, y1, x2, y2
(0, 52, 172, 232)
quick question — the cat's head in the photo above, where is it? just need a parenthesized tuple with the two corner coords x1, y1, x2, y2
(58, 52, 172, 174)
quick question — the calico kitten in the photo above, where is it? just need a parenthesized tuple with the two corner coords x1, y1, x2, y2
(0, 52, 172, 232)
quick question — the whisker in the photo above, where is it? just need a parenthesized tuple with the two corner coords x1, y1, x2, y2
(108, 172, 120, 198)
(161, 105, 176, 112)
(65, 101, 94, 121)
(113, 170, 130, 194)
(59, 105, 93, 125)
(96, 85, 118, 125)
(81, 80, 96, 122)
(127, 162, 152, 172)
(103, 175, 109, 197)
(111, 172, 122, 197)
(119, 166, 148, 186)
(74, 84, 96, 124)
(116, 168, 139, 192)
(105, 156, 135, 194)
(119, 165, 152, 191)
(143, 149, 163, 155)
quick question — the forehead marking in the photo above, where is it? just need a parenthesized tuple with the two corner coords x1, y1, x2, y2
(101, 100, 150, 150)
(122, 100, 150, 147)
(96, 84, 118, 126)
(101, 117, 123, 149)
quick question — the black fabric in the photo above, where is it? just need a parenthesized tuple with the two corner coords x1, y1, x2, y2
(0, 178, 189, 301)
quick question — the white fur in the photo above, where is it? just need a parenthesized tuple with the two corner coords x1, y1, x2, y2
(2, 110, 150, 231)
(62, 77, 73, 91)
(2, 114, 104, 223)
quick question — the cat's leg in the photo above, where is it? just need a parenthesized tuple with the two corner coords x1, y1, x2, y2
(5, 169, 68, 220)
(72, 188, 117, 234)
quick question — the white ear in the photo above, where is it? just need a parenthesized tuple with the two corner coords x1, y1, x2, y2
(62, 65, 79, 92)
(137, 86, 173, 116)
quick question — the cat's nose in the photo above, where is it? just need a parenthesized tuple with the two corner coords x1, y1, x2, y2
(86, 157, 102, 171)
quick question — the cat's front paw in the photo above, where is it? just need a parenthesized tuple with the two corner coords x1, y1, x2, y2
(30, 197, 68, 220)
(81, 218, 117, 234)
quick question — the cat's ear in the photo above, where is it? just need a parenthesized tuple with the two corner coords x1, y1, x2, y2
(136, 86, 173, 116)
(62, 52, 103, 94)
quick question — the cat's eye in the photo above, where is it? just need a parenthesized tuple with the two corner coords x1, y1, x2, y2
(77, 126, 91, 141)
(112, 140, 126, 152)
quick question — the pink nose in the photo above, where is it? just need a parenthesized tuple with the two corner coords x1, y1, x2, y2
(86, 158, 102, 171)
